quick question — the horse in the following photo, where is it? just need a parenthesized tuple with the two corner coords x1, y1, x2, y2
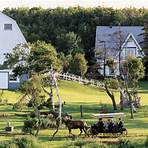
(62, 116, 88, 136)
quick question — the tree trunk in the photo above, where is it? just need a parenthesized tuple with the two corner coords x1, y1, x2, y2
(118, 51, 121, 76)
(120, 91, 124, 110)
(49, 85, 54, 110)
(43, 87, 54, 110)
(34, 106, 41, 136)
(53, 73, 62, 119)
(125, 83, 134, 119)
(35, 119, 41, 137)
(103, 47, 107, 77)
(104, 83, 117, 110)
(127, 90, 134, 119)
(103, 59, 106, 77)
(114, 75, 124, 110)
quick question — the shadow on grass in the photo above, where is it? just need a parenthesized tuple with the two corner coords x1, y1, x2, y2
(40, 135, 70, 142)
(126, 119, 148, 129)
(0, 102, 147, 141)
(137, 81, 148, 93)
(63, 103, 148, 132)
(63, 102, 116, 119)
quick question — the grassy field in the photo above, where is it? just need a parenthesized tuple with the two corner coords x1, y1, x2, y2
(0, 80, 148, 147)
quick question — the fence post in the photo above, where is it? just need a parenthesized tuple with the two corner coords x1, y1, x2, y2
(79, 76, 81, 83)
(80, 105, 83, 118)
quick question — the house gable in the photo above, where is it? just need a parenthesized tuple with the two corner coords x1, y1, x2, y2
(121, 33, 141, 50)
(121, 33, 144, 59)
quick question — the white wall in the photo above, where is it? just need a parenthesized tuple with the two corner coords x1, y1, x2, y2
(0, 12, 27, 64)
(0, 72, 9, 89)
(121, 37, 140, 58)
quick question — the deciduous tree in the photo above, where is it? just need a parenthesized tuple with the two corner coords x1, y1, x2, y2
(121, 56, 145, 118)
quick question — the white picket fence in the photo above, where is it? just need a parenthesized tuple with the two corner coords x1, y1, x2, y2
(58, 73, 104, 88)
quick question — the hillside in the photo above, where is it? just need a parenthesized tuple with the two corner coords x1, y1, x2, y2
(1, 80, 148, 105)
(0, 80, 148, 147)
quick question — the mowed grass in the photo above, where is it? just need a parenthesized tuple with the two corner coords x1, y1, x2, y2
(2, 80, 148, 105)
(0, 80, 148, 147)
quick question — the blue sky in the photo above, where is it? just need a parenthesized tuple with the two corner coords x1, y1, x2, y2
(0, 0, 148, 10)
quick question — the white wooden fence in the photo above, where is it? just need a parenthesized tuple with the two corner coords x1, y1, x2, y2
(58, 73, 104, 88)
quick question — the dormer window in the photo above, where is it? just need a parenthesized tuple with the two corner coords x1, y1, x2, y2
(4, 24, 12, 30)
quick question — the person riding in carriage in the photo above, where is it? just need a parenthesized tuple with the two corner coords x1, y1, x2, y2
(96, 118, 105, 133)
(107, 118, 114, 133)
(117, 118, 123, 130)
(88, 113, 127, 136)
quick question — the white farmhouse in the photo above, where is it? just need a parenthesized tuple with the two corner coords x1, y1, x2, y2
(95, 26, 144, 76)
(0, 12, 27, 89)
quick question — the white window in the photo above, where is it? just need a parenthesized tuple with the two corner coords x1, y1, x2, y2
(125, 47, 136, 56)
(4, 24, 12, 30)
(9, 74, 17, 81)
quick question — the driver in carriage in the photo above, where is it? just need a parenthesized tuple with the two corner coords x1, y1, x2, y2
(96, 118, 105, 133)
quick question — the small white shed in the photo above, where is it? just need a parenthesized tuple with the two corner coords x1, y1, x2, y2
(0, 70, 9, 89)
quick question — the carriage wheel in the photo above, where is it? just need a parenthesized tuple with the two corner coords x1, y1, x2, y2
(86, 127, 97, 138)
(86, 127, 92, 137)
(122, 129, 128, 136)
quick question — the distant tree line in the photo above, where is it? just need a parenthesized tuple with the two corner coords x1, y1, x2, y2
(2, 7, 148, 75)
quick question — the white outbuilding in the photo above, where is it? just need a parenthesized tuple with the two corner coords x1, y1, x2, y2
(0, 12, 27, 89)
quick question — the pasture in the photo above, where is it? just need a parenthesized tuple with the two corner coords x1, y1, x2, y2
(0, 80, 148, 147)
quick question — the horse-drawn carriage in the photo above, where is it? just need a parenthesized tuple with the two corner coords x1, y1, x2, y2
(87, 112, 127, 137)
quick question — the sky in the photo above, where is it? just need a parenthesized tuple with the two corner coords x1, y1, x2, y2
(0, 0, 148, 10)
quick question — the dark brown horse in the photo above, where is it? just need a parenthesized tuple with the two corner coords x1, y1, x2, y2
(62, 116, 88, 136)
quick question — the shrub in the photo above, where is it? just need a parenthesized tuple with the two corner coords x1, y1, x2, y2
(22, 118, 38, 135)
(145, 136, 148, 147)
(104, 78, 118, 89)
(0, 136, 39, 148)
(40, 117, 57, 128)
(85, 143, 109, 148)
(118, 139, 134, 148)
(14, 136, 39, 148)
(13, 102, 26, 111)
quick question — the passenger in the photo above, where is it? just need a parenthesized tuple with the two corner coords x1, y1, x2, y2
(117, 118, 123, 129)
(107, 118, 114, 132)
(96, 118, 105, 132)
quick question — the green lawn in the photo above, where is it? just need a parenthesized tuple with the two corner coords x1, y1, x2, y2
(0, 80, 148, 147)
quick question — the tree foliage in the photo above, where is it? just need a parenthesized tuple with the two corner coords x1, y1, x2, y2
(3, 44, 29, 76)
(121, 56, 145, 118)
(143, 23, 148, 75)
(3, 7, 148, 65)
(4, 41, 61, 76)
(69, 53, 88, 76)
(28, 41, 61, 73)
(20, 74, 45, 136)
(56, 31, 82, 55)
(121, 56, 145, 85)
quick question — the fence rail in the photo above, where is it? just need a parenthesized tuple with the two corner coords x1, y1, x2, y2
(58, 73, 104, 88)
